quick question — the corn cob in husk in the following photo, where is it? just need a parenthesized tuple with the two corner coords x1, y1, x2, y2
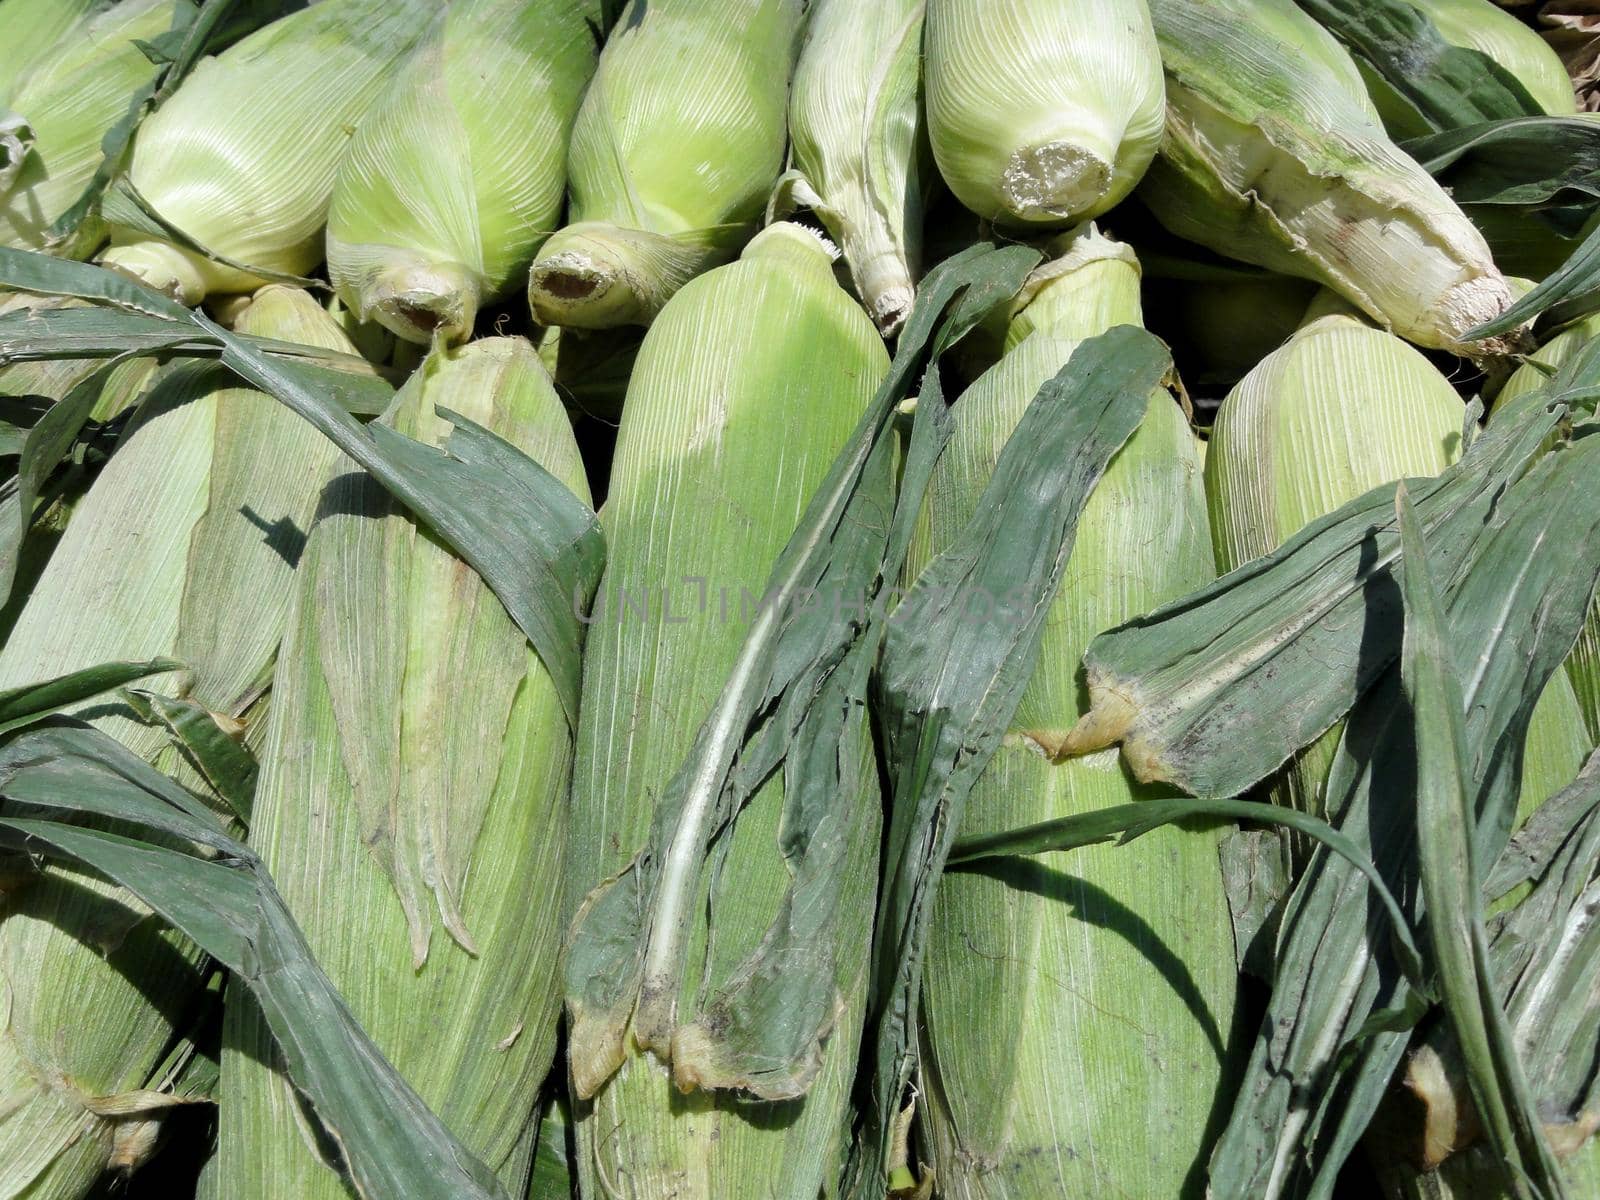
(924, 0, 1164, 228)
(1141, 0, 1516, 353)
(0, 286, 356, 1199)
(567, 222, 887, 1198)
(781, 0, 925, 334)
(527, 0, 801, 330)
(913, 228, 1240, 1199)
(1205, 294, 1590, 826)
(0, 0, 176, 256)
(206, 336, 588, 1198)
(100, 0, 434, 304)
(326, 0, 600, 345)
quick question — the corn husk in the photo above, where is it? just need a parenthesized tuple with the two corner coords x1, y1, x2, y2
(207, 337, 587, 1199)
(1142, 0, 1516, 353)
(1205, 295, 1589, 826)
(913, 230, 1239, 1199)
(99, 0, 434, 304)
(1361, 0, 1579, 139)
(0, 287, 356, 1199)
(526, 0, 802, 329)
(326, 0, 599, 345)
(0, 0, 105, 102)
(779, 0, 926, 334)
(1, 0, 176, 255)
(924, 0, 1164, 227)
(568, 223, 887, 1198)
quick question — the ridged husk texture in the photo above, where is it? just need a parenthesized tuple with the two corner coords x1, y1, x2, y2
(567, 224, 887, 1199)
(0, 0, 174, 255)
(527, 0, 802, 329)
(924, 0, 1165, 227)
(913, 235, 1240, 1199)
(100, 0, 434, 304)
(0, 0, 105, 102)
(1142, 0, 1516, 353)
(781, 0, 925, 334)
(205, 337, 588, 1199)
(0, 287, 354, 1200)
(326, 0, 600, 345)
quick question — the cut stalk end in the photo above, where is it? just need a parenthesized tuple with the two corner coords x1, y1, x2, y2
(1000, 139, 1112, 225)
(364, 261, 479, 347)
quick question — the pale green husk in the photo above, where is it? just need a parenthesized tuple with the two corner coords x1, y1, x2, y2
(780, 0, 925, 333)
(1360, 0, 1579, 138)
(206, 337, 588, 1199)
(100, 0, 434, 304)
(567, 223, 887, 1198)
(1142, 0, 1515, 353)
(1205, 299, 1589, 823)
(527, 0, 802, 329)
(0, 0, 106, 102)
(0, 0, 175, 255)
(0, 287, 356, 1199)
(924, 0, 1165, 227)
(326, 0, 599, 345)
(913, 234, 1239, 1199)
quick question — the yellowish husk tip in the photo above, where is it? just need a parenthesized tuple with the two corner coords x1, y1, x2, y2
(99, 240, 210, 306)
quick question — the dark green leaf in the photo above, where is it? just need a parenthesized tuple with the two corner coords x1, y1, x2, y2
(1294, 0, 1543, 133)
(1468, 217, 1600, 339)
(1404, 117, 1600, 207)
(1395, 483, 1565, 1200)
(0, 659, 180, 738)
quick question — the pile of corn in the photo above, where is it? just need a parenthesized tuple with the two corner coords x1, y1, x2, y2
(0, 1, 1598, 1198)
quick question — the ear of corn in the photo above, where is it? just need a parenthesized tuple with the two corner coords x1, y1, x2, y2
(0, 287, 357, 1199)
(1142, 0, 1515, 353)
(326, 0, 600, 346)
(568, 221, 887, 1198)
(99, 0, 435, 304)
(205, 336, 587, 1199)
(526, 0, 802, 329)
(0, 0, 105, 103)
(1205, 297, 1590, 825)
(924, 0, 1165, 227)
(783, 0, 926, 334)
(1002, 225, 1143, 349)
(911, 231, 1239, 1199)
(1359, 0, 1579, 139)
(0, 0, 176, 256)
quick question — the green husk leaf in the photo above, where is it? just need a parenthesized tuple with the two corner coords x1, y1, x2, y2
(1395, 482, 1566, 1200)
(120, 687, 256, 821)
(562, 241, 1041, 1101)
(0, 248, 604, 727)
(0, 721, 511, 1200)
(1404, 117, 1600, 207)
(0, 659, 180, 737)
(1208, 426, 1600, 1200)
(847, 324, 1170, 1197)
(1293, 0, 1543, 133)
(1061, 388, 1563, 799)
